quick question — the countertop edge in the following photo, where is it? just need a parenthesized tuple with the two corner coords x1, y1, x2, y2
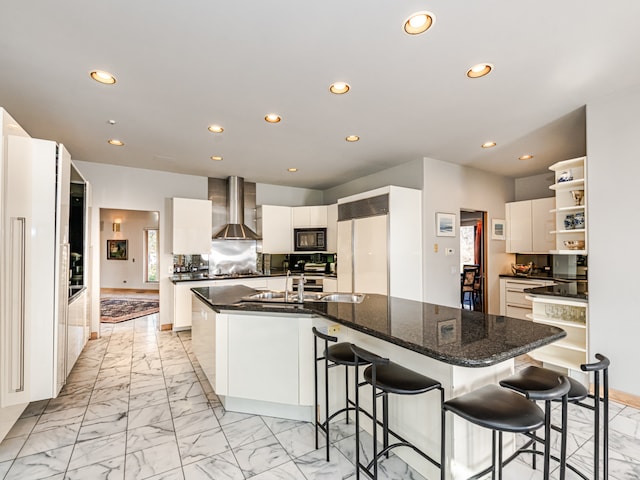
(191, 287, 567, 368)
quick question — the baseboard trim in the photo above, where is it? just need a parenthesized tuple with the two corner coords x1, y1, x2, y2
(101, 287, 159, 295)
(609, 388, 640, 409)
(161, 323, 173, 331)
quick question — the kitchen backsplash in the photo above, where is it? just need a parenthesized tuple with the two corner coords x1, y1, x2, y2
(515, 253, 587, 278)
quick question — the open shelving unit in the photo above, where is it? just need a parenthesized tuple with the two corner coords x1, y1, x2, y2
(548, 157, 587, 254)
(527, 294, 588, 383)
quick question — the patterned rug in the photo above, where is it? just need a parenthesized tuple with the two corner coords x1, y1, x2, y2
(100, 298, 159, 323)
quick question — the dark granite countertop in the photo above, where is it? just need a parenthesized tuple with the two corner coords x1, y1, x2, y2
(499, 273, 588, 282)
(191, 285, 566, 368)
(524, 282, 588, 301)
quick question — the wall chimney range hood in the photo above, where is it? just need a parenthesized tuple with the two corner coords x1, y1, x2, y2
(213, 176, 261, 240)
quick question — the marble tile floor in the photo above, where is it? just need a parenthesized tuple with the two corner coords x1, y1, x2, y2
(0, 314, 638, 480)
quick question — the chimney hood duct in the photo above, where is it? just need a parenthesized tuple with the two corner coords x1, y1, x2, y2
(213, 176, 261, 240)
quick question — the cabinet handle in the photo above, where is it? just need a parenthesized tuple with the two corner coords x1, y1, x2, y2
(507, 304, 530, 310)
(9, 217, 26, 393)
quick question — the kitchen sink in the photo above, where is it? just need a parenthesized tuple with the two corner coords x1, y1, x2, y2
(319, 293, 365, 303)
(240, 290, 365, 304)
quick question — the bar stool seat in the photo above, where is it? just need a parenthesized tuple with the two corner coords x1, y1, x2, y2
(442, 377, 570, 480)
(363, 361, 442, 395)
(326, 342, 368, 366)
(501, 366, 588, 402)
(443, 384, 545, 433)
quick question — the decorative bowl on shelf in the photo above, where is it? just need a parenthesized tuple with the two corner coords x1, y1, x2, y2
(563, 240, 585, 250)
(511, 263, 533, 276)
(558, 170, 573, 182)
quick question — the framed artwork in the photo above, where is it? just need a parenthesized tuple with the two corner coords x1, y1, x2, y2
(492, 219, 506, 240)
(436, 212, 456, 237)
(107, 239, 128, 260)
(437, 319, 458, 346)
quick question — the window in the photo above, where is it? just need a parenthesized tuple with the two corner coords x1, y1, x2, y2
(145, 228, 159, 283)
(460, 225, 475, 272)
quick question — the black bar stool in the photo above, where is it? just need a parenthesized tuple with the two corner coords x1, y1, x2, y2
(442, 377, 570, 480)
(312, 326, 370, 461)
(350, 344, 443, 480)
(499, 353, 610, 480)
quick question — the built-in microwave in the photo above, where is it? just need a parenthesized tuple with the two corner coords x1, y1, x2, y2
(294, 228, 327, 251)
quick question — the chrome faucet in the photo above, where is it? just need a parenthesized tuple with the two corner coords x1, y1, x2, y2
(285, 270, 291, 302)
(297, 273, 306, 303)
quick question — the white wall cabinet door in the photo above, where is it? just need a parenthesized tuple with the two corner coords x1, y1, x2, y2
(292, 206, 327, 227)
(353, 215, 388, 295)
(506, 200, 532, 253)
(531, 197, 555, 253)
(227, 314, 299, 405)
(257, 205, 292, 253)
(172, 198, 212, 254)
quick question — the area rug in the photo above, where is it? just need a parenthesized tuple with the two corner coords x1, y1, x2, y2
(100, 298, 159, 323)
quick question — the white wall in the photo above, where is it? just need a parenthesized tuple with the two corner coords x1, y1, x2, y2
(323, 159, 423, 204)
(100, 209, 159, 290)
(422, 157, 515, 313)
(73, 160, 207, 333)
(515, 172, 555, 201)
(256, 183, 323, 206)
(586, 86, 640, 396)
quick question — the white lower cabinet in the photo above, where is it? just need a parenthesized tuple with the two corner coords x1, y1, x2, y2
(500, 278, 555, 320)
(191, 294, 314, 420)
(228, 314, 299, 405)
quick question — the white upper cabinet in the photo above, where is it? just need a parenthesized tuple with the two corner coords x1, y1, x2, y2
(171, 198, 212, 254)
(257, 205, 292, 254)
(292, 206, 327, 227)
(506, 197, 555, 253)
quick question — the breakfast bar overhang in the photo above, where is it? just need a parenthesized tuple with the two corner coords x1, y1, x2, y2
(190, 285, 566, 479)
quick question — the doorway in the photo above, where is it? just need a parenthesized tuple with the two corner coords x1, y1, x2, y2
(99, 208, 160, 334)
(459, 210, 486, 312)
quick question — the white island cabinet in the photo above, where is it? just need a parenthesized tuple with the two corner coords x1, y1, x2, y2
(191, 294, 314, 420)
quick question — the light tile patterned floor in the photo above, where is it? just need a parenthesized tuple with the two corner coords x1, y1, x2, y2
(0, 314, 639, 479)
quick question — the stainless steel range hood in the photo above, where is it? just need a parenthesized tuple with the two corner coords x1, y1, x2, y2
(213, 176, 261, 240)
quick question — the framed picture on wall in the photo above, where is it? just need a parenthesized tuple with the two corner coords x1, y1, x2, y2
(107, 239, 128, 260)
(436, 212, 456, 237)
(491, 219, 506, 240)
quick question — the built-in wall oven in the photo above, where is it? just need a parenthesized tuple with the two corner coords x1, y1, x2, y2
(294, 228, 327, 252)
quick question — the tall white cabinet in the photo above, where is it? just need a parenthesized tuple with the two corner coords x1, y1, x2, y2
(0, 110, 33, 440)
(337, 186, 422, 301)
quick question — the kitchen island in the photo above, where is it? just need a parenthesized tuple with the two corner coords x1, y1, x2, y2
(190, 284, 565, 479)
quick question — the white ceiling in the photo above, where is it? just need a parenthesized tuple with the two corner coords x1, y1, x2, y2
(1, 1, 639, 190)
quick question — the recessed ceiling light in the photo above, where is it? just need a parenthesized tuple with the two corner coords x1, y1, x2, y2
(467, 63, 493, 78)
(108, 139, 124, 146)
(481, 141, 497, 148)
(330, 82, 350, 94)
(403, 11, 435, 35)
(211, 156, 223, 161)
(90, 70, 117, 84)
(345, 135, 360, 142)
(107, 119, 116, 125)
(208, 125, 224, 133)
(519, 154, 534, 160)
(287, 168, 298, 172)
(265, 114, 281, 123)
